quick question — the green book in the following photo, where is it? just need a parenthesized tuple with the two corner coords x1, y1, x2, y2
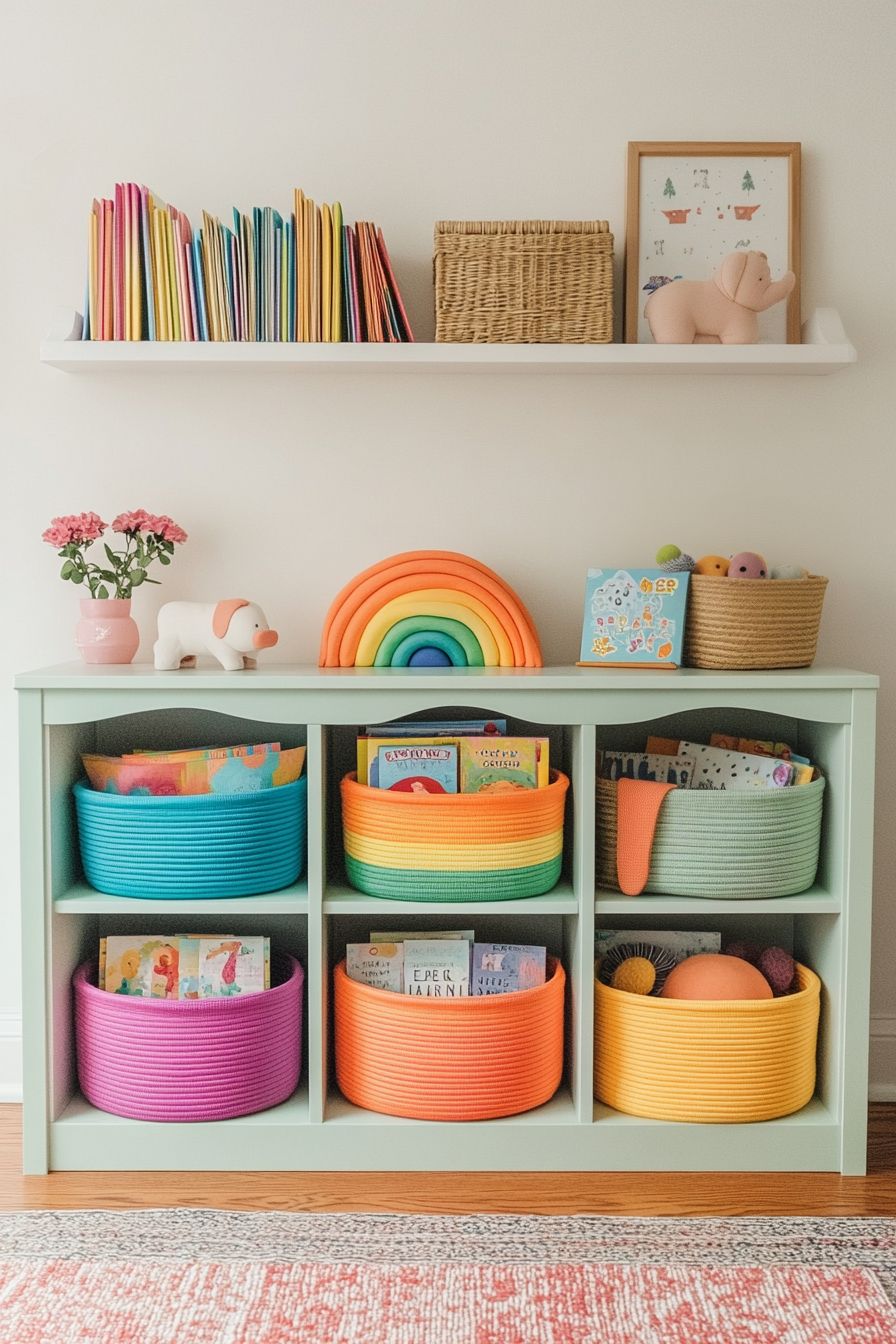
(459, 738, 539, 793)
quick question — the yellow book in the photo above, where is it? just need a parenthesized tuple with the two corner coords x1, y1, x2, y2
(88, 204, 99, 340)
(152, 208, 169, 339)
(201, 212, 219, 341)
(164, 210, 182, 341)
(294, 189, 305, 340)
(303, 196, 316, 340)
(146, 194, 164, 339)
(280, 219, 288, 342)
(321, 203, 332, 342)
(331, 201, 343, 342)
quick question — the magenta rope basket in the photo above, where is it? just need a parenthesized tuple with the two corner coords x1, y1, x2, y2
(73, 953, 303, 1122)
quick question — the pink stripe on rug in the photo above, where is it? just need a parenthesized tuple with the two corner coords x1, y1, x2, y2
(0, 1260, 894, 1343)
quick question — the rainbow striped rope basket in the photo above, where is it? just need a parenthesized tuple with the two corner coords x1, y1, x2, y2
(341, 770, 569, 901)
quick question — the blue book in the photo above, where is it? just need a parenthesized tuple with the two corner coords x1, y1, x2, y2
(376, 744, 458, 794)
(471, 944, 547, 995)
(273, 212, 282, 340)
(578, 568, 690, 668)
(192, 236, 209, 342)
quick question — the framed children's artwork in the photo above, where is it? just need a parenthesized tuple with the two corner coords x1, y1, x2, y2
(577, 568, 690, 669)
(625, 141, 801, 344)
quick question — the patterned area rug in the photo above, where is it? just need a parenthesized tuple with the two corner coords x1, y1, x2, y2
(1, 1211, 895, 1343)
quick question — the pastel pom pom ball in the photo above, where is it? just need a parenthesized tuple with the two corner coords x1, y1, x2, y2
(655, 544, 696, 573)
(661, 952, 773, 1001)
(694, 554, 730, 577)
(758, 946, 796, 996)
(770, 564, 808, 581)
(728, 551, 768, 580)
(655, 544, 681, 565)
(611, 956, 656, 996)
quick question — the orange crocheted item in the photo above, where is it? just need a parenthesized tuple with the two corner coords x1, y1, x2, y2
(615, 778, 676, 896)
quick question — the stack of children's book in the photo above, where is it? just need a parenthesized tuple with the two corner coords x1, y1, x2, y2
(82, 183, 413, 343)
(100, 934, 270, 998)
(358, 720, 550, 794)
(81, 742, 305, 796)
(346, 930, 547, 997)
(599, 731, 816, 791)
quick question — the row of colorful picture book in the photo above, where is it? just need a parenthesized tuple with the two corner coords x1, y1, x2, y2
(599, 731, 817, 791)
(83, 183, 413, 344)
(81, 742, 306, 796)
(357, 719, 550, 794)
(347, 931, 546, 998)
(100, 935, 269, 998)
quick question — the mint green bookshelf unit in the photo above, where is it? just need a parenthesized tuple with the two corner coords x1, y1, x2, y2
(16, 663, 877, 1175)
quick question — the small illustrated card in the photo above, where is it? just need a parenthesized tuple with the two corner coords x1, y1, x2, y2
(578, 568, 689, 668)
(346, 942, 405, 993)
(376, 744, 459, 793)
(594, 928, 721, 963)
(471, 943, 547, 995)
(679, 740, 793, 789)
(403, 939, 471, 997)
(599, 751, 697, 787)
(369, 930, 474, 943)
(197, 937, 269, 998)
(709, 734, 814, 785)
(459, 738, 539, 793)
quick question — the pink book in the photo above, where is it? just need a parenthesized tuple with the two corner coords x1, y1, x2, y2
(376, 227, 414, 342)
(113, 184, 125, 340)
(122, 182, 131, 338)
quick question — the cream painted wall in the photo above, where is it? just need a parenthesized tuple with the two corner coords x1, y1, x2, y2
(2, 0, 894, 1094)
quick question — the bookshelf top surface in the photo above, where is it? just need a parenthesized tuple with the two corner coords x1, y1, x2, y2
(15, 662, 879, 691)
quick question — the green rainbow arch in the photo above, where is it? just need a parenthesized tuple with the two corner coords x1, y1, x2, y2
(373, 616, 485, 667)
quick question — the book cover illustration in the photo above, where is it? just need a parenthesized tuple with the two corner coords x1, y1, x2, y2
(679, 740, 794, 790)
(346, 943, 404, 993)
(709, 734, 814, 785)
(459, 738, 539, 793)
(403, 939, 471, 997)
(81, 744, 305, 796)
(361, 736, 462, 786)
(102, 936, 179, 997)
(599, 751, 697, 787)
(578, 568, 689, 667)
(594, 928, 722, 964)
(376, 744, 459, 793)
(471, 943, 547, 995)
(198, 938, 268, 998)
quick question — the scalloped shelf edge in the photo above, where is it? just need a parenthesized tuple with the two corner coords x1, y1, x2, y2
(40, 308, 857, 374)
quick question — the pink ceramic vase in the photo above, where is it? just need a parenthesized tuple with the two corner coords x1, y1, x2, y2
(75, 598, 140, 665)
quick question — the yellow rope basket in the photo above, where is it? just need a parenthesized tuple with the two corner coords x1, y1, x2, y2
(594, 963, 820, 1123)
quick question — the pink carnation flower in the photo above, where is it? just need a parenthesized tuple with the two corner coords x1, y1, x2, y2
(145, 514, 188, 544)
(42, 512, 108, 547)
(111, 509, 152, 534)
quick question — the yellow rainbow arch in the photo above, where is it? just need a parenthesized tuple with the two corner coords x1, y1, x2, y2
(319, 550, 543, 668)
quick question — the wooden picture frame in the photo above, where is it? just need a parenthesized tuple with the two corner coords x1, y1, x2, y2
(625, 141, 801, 344)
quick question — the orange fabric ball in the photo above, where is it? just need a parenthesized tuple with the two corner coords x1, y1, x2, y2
(661, 953, 773, 1001)
(694, 555, 730, 577)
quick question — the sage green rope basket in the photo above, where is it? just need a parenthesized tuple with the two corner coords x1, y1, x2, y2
(596, 775, 825, 899)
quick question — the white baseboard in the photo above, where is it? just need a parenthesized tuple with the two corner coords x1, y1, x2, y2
(0, 1015, 22, 1103)
(0, 1017, 894, 1108)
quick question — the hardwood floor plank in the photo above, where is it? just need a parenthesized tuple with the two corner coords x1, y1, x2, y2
(2, 1104, 894, 1216)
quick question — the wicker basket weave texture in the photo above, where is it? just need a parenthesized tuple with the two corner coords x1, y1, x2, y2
(341, 769, 569, 902)
(335, 956, 565, 1120)
(594, 963, 820, 1123)
(596, 775, 824, 899)
(74, 954, 303, 1122)
(434, 220, 614, 344)
(684, 574, 828, 669)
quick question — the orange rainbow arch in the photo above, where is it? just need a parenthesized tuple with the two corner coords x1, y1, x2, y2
(319, 550, 543, 668)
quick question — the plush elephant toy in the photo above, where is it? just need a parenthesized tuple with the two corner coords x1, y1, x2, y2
(154, 598, 279, 671)
(645, 251, 795, 344)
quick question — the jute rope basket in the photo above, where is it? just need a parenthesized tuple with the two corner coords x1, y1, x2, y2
(596, 775, 825, 900)
(594, 963, 820, 1123)
(684, 573, 829, 669)
(434, 220, 613, 343)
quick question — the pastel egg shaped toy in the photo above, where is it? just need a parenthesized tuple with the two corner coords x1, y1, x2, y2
(661, 953, 773, 1001)
(770, 564, 808, 581)
(728, 551, 768, 580)
(694, 554, 730, 577)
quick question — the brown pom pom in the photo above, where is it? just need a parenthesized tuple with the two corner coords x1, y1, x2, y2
(722, 940, 762, 966)
(758, 946, 796, 996)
